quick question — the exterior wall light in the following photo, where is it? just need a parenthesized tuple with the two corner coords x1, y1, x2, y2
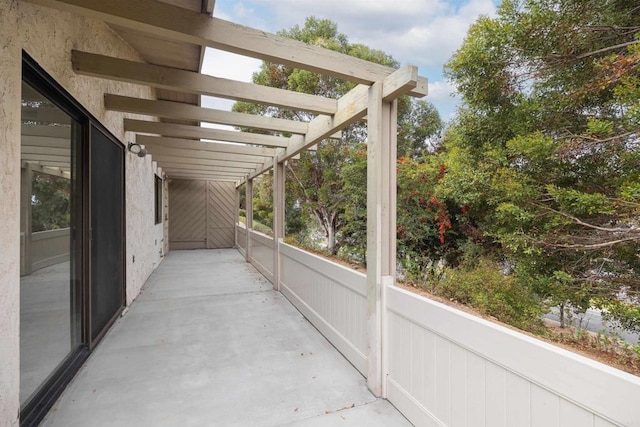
(128, 142, 147, 158)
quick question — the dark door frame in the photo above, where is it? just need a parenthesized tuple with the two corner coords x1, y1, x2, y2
(20, 51, 126, 426)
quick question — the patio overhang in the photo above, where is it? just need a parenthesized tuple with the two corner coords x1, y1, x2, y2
(24, 0, 427, 183)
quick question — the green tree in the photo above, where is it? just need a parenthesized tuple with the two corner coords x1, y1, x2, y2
(31, 172, 71, 232)
(441, 0, 640, 322)
(234, 17, 442, 255)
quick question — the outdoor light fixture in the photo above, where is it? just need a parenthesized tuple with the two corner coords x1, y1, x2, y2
(128, 142, 147, 158)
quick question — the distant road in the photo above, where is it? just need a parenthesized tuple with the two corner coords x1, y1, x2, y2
(545, 307, 640, 344)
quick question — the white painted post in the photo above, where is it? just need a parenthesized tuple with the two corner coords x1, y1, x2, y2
(245, 178, 253, 262)
(366, 83, 397, 397)
(234, 186, 240, 248)
(272, 158, 285, 290)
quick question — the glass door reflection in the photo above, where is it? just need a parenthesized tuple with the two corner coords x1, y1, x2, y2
(19, 81, 82, 407)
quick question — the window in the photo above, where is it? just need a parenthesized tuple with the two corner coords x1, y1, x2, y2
(155, 175, 163, 224)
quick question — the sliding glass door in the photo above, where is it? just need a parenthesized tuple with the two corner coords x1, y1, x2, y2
(19, 80, 83, 409)
(20, 54, 126, 426)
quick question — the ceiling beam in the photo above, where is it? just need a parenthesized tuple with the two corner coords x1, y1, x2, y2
(146, 145, 270, 163)
(73, 51, 338, 115)
(21, 106, 70, 125)
(106, 95, 308, 135)
(21, 146, 69, 156)
(137, 135, 276, 157)
(21, 161, 71, 178)
(161, 167, 244, 177)
(124, 119, 290, 148)
(158, 163, 251, 174)
(150, 154, 261, 170)
(166, 172, 239, 182)
(24, 0, 427, 95)
(247, 65, 420, 180)
(21, 124, 71, 138)
(282, 65, 420, 162)
(21, 135, 70, 149)
(22, 160, 71, 169)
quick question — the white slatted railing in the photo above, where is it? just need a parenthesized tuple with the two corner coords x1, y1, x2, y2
(235, 224, 246, 256)
(248, 230, 274, 283)
(386, 286, 640, 427)
(278, 242, 368, 375)
(236, 239, 640, 426)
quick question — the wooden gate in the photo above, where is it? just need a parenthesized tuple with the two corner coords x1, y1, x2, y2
(206, 181, 236, 248)
(169, 179, 235, 250)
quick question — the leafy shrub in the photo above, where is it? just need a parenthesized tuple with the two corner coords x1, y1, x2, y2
(430, 258, 545, 332)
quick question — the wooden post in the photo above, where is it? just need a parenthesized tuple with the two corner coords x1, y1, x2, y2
(366, 82, 397, 397)
(272, 158, 285, 290)
(245, 177, 253, 262)
(234, 185, 240, 248)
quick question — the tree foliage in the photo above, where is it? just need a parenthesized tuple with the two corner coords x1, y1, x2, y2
(439, 0, 640, 322)
(235, 17, 442, 255)
(31, 172, 71, 232)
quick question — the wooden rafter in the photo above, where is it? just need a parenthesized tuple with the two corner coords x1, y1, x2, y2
(247, 65, 421, 180)
(150, 154, 261, 170)
(73, 51, 338, 115)
(157, 163, 252, 174)
(24, 0, 428, 95)
(137, 135, 276, 157)
(106, 95, 308, 134)
(124, 119, 290, 148)
(144, 145, 270, 163)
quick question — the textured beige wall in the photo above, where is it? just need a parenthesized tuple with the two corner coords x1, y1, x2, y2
(0, 1, 164, 423)
(0, 2, 21, 424)
(18, 2, 161, 304)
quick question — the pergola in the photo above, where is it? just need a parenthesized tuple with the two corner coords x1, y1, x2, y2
(25, 0, 428, 396)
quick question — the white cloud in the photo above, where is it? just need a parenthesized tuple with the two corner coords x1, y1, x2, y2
(428, 80, 457, 102)
(201, 49, 262, 81)
(223, 0, 496, 67)
(206, 0, 497, 118)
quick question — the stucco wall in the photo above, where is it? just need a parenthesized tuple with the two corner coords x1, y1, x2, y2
(0, 1, 164, 423)
(18, 2, 162, 303)
(0, 2, 21, 424)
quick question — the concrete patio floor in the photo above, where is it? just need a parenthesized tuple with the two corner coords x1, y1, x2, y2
(42, 249, 411, 426)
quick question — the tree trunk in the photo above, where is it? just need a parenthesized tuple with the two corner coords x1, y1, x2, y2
(327, 223, 337, 255)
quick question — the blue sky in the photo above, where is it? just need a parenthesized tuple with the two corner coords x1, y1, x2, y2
(201, 0, 499, 123)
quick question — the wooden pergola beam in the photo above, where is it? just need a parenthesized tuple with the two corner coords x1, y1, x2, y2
(73, 51, 338, 115)
(21, 146, 69, 156)
(151, 162, 253, 174)
(169, 173, 236, 183)
(150, 154, 261, 170)
(21, 161, 71, 178)
(25, 0, 427, 95)
(244, 65, 421, 182)
(106, 95, 308, 135)
(146, 145, 270, 163)
(20, 153, 70, 164)
(162, 168, 244, 178)
(137, 135, 276, 157)
(124, 119, 290, 148)
(21, 124, 70, 138)
(21, 135, 70, 149)
(165, 171, 239, 181)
